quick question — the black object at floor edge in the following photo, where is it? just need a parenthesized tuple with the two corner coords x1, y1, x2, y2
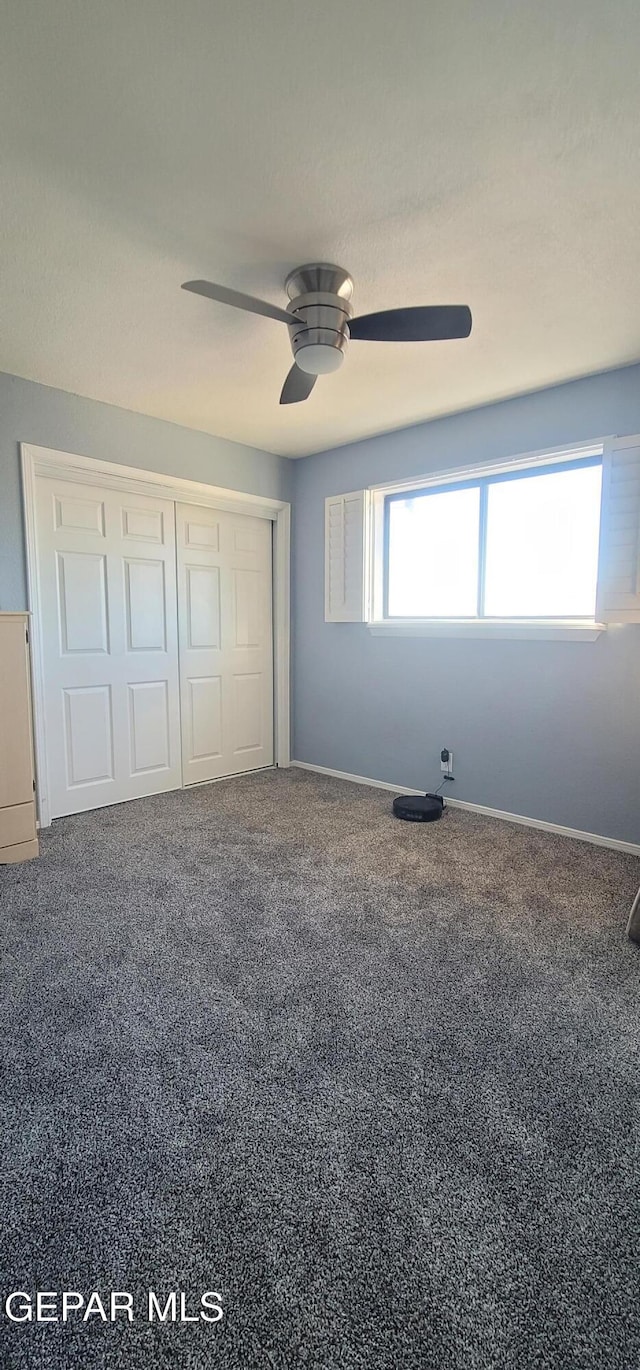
(392, 793, 444, 822)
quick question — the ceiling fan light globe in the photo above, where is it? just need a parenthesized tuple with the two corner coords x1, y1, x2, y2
(295, 344, 344, 376)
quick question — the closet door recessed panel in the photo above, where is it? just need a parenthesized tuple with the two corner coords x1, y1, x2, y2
(57, 551, 109, 655)
(128, 680, 170, 774)
(124, 559, 167, 652)
(63, 684, 114, 787)
(188, 676, 223, 761)
(186, 566, 221, 649)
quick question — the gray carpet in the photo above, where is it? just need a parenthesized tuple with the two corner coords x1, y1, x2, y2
(1, 769, 639, 1370)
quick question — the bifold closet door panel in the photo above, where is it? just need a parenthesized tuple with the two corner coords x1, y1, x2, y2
(176, 504, 274, 784)
(36, 478, 182, 817)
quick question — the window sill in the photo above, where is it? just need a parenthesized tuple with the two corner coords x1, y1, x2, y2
(368, 619, 606, 642)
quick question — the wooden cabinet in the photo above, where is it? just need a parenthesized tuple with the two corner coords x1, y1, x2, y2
(0, 613, 39, 863)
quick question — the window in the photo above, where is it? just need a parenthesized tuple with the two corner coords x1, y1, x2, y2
(324, 437, 640, 636)
(384, 456, 603, 621)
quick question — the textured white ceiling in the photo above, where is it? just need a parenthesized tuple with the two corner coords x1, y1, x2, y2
(1, 0, 640, 457)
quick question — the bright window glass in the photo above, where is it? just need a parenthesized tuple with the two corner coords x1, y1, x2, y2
(483, 464, 602, 617)
(386, 486, 480, 617)
(384, 459, 603, 620)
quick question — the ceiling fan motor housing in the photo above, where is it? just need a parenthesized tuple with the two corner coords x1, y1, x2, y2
(285, 264, 354, 375)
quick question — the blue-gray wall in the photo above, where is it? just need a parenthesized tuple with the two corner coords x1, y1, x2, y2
(0, 370, 291, 611)
(292, 364, 640, 845)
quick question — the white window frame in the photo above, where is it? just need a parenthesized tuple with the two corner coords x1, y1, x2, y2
(367, 440, 608, 641)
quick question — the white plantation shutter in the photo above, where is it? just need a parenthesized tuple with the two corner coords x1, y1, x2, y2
(596, 435, 640, 623)
(324, 490, 368, 622)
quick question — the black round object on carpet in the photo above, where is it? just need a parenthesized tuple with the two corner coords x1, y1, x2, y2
(392, 793, 444, 822)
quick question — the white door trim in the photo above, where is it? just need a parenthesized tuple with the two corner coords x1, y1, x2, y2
(21, 443, 291, 826)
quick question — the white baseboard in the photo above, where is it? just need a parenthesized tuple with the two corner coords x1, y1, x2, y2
(291, 760, 640, 857)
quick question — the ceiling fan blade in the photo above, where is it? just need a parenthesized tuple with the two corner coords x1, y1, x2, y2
(182, 280, 293, 326)
(349, 305, 472, 342)
(280, 365, 317, 405)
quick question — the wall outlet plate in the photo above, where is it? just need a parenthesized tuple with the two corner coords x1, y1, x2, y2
(440, 750, 453, 774)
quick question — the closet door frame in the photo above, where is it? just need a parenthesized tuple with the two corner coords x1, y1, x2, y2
(21, 443, 291, 828)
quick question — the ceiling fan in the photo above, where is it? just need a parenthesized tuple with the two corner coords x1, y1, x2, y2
(182, 263, 472, 405)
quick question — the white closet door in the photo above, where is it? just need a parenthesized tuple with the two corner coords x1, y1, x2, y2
(176, 504, 273, 784)
(36, 477, 182, 817)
